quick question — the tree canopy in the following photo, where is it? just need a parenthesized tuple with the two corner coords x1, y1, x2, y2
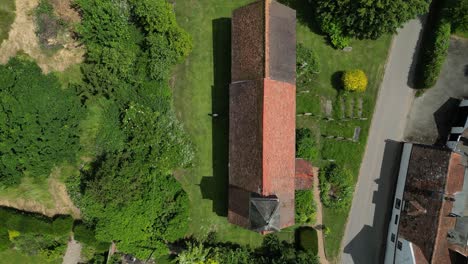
(0, 57, 83, 186)
(68, 0, 194, 259)
(316, 0, 430, 40)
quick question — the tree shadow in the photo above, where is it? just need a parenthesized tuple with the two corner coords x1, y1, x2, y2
(433, 97, 460, 146)
(344, 140, 403, 263)
(278, 0, 322, 34)
(330, 71, 343, 91)
(199, 18, 232, 217)
(407, 15, 428, 89)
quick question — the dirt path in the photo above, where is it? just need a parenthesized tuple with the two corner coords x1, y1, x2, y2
(0, 167, 81, 218)
(0, 0, 84, 73)
(62, 237, 82, 264)
(312, 170, 329, 264)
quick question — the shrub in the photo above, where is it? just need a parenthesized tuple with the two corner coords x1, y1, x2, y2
(8, 230, 20, 241)
(420, 22, 451, 88)
(342, 69, 368, 92)
(73, 223, 110, 253)
(296, 128, 320, 162)
(319, 164, 354, 209)
(325, 22, 350, 49)
(295, 190, 317, 224)
(296, 44, 320, 87)
(52, 216, 74, 235)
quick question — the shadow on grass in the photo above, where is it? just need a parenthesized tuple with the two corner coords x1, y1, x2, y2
(199, 18, 231, 217)
(331, 71, 343, 91)
(343, 140, 402, 264)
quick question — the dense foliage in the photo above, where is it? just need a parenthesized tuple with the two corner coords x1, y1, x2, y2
(315, 0, 430, 40)
(415, 0, 453, 88)
(68, 0, 194, 259)
(420, 22, 451, 88)
(176, 235, 319, 264)
(0, 207, 73, 260)
(296, 44, 320, 87)
(342, 69, 368, 92)
(296, 128, 320, 162)
(0, 57, 82, 186)
(295, 190, 317, 224)
(451, 0, 468, 34)
(319, 164, 354, 209)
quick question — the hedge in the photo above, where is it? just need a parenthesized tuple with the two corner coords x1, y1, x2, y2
(295, 190, 317, 224)
(0, 207, 73, 235)
(420, 21, 451, 88)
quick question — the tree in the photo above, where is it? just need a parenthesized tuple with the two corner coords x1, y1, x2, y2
(0, 57, 83, 186)
(316, 0, 430, 39)
(342, 69, 368, 92)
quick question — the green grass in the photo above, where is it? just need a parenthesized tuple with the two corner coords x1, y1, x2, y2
(0, 249, 61, 264)
(173, 0, 263, 246)
(0, 0, 15, 44)
(172, 0, 391, 258)
(297, 227, 318, 255)
(0, 177, 55, 209)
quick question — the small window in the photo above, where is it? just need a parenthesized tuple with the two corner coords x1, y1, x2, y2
(395, 198, 401, 209)
(394, 214, 399, 225)
(397, 241, 402, 250)
(391, 233, 395, 243)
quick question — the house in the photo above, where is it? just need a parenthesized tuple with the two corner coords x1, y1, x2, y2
(384, 138, 468, 264)
(228, 0, 313, 233)
(447, 99, 468, 150)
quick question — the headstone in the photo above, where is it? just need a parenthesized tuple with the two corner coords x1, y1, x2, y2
(343, 46, 353, 52)
(325, 99, 332, 117)
(353, 127, 361, 142)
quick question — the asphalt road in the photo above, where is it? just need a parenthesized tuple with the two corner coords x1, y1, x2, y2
(340, 19, 423, 264)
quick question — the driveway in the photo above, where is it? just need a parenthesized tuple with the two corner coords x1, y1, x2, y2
(341, 19, 422, 264)
(405, 37, 468, 144)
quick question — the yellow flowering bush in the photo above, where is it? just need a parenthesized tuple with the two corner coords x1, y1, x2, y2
(8, 230, 20, 241)
(342, 69, 368, 92)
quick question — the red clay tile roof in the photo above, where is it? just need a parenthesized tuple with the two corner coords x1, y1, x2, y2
(295, 158, 314, 190)
(228, 0, 296, 231)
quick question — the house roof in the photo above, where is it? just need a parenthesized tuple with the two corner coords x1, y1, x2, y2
(228, 0, 296, 231)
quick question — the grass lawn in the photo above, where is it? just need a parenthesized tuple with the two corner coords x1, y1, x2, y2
(0, 177, 55, 209)
(173, 0, 263, 246)
(0, 0, 15, 44)
(173, 0, 391, 258)
(0, 249, 61, 264)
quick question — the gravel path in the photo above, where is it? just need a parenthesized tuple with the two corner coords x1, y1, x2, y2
(62, 238, 82, 264)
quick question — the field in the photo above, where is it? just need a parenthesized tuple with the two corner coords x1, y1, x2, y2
(0, 0, 15, 44)
(0, 249, 61, 264)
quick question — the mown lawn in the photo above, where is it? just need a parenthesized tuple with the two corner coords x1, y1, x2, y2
(173, 0, 263, 246)
(173, 0, 392, 259)
(0, 0, 15, 44)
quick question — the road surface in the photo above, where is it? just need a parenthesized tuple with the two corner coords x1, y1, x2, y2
(340, 19, 423, 264)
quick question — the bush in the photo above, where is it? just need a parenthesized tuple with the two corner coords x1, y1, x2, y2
(296, 44, 320, 87)
(8, 230, 20, 241)
(319, 164, 354, 209)
(73, 223, 110, 253)
(324, 22, 350, 49)
(295, 190, 317, 224)
(420, 22, 451, 88)
(296, 128, 320, 162)
(342, 69, 368, 92)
